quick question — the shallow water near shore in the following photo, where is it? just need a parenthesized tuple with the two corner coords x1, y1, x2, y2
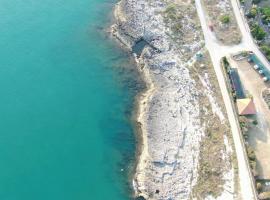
(0, 0, 141, 199)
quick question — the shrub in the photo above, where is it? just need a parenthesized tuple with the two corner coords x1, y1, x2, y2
(261, 7, 270, 24)
(252, 0, 260, 4)
(248, 7, 258, 18)
(251, 23, 266, 40)
(164, 4, 177, 20)
(247, 146, 256, 161)
(256, 182, 262, 192)
(261, 45, 270, 60)
(252, 120, 258, 125)
(222, 57, 229, 68)
(259, 192, 270, 200)
(220, 15, 230, 24)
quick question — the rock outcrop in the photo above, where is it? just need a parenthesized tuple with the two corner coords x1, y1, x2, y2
(111, 0, 236, 199)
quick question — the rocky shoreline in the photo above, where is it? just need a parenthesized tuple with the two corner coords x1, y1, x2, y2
(111, 0, 237, 199)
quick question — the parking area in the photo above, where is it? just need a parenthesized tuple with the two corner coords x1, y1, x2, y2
(229, 56, 270, 179)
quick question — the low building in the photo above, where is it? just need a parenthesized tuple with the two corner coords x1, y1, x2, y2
(237, 98, 256, 115)
(229, 68, 245, 99)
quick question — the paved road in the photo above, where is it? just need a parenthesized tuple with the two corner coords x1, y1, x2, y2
(195, 0, 258, 199)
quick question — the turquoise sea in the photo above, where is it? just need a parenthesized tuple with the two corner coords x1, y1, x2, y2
(0, 0, 142, 199)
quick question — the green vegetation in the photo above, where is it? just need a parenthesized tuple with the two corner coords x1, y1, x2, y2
(222, 57, 230, 71)
(222, 57, 238, 101)
(255, 181, 270, 199)
(252, 0, 261, 3)
(245, 0, 270, 63)
(241, 51, 249, 57)
(247, 146, 256, 161)
(256, 182, 263, 192)
(163, 4, 183, 34)
(240, 121, 247, 130)
(191, 57, 232, 199)
(192, 124, 226, 198)
(164, 4, 177, 20)
(220, 15, 230, 24)
(259, 191, 270, 200)
(247, 6, 258, 18)
(252, 119, 258, 125)
(261, 7, 270, 24)
(238, 115, 259, 176)
(247, 146, 257, 174)
(261, 45, 270, 60)
(239, 116, 250, 133)
(251, 23, 266, 40)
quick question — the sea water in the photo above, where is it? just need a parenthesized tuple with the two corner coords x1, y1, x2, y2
(0, 0, 141, 199)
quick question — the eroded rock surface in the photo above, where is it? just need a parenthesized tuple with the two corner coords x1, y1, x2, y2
(112, 0, 237, 199)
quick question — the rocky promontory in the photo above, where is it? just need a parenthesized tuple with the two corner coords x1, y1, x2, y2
(112, 0, 238, 199)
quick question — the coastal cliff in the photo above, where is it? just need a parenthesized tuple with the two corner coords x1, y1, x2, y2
(111, 0, 238, 199)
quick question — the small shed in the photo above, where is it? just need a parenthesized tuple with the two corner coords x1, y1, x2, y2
(237, 98, 256, 115)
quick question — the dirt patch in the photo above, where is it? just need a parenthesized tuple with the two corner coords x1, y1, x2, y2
(193, 121, 230, 198)
(201, 0, 242, 45)
(189, 51, 238, 198)
(163, 1, 203, 60)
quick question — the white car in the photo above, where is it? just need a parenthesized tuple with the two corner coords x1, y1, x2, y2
(253, 64, 259, 70)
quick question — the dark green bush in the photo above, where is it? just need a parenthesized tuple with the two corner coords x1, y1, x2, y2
(251, 23, 266, 40)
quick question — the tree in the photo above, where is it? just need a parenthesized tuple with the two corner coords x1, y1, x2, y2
(251, 23, 266, 40)
(261, 7, 270, 24)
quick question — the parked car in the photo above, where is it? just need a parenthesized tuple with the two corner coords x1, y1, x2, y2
(253, 64, 259, 70)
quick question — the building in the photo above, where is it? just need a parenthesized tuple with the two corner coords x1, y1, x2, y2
(237, 98, 256, 115)
(229, 68, 245, 99)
